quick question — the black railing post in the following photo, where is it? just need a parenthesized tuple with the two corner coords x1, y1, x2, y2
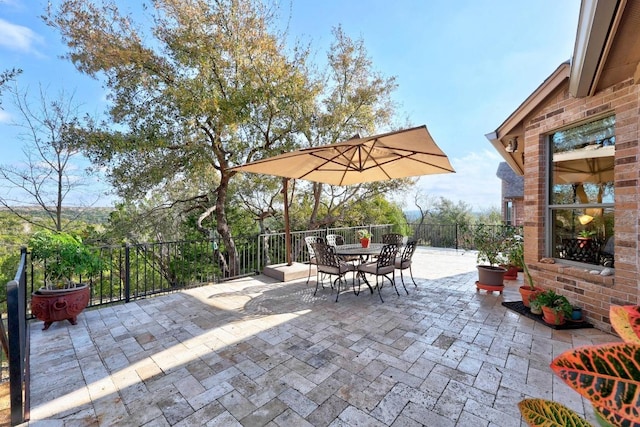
(124, 244, 131, 303)
(8, 247, 28, 425)
(455, 223, 459, 250)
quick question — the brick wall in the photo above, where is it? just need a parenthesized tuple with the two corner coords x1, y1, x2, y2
(522, 78, 639, 332)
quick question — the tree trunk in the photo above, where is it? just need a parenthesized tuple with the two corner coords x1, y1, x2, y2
(215, 174, 239, 277)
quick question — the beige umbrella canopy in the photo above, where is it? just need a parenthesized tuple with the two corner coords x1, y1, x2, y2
(231, 125, 454, 186)
(229, 125, 455, 265)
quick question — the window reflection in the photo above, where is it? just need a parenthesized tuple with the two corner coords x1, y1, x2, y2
(548, 116, 615, 267)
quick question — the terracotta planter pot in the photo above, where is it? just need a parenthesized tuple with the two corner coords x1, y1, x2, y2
(31, 284, 90, 330)
(519, 285, 542, 308)
(503, 265, 519, 280)
(360, 238, 370, 248)
(476, 265, 506, 287)
(541, 306, 566, 326)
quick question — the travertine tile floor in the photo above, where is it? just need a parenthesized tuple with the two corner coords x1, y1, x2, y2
(23, 248, 617, 426)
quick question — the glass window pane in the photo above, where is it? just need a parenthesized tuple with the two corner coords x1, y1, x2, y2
(551, 207, 614, 267)
(551, 116, 615, 205)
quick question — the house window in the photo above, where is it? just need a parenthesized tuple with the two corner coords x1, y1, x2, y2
(548, 116, 615, 267)
(505, 200, 513, 225)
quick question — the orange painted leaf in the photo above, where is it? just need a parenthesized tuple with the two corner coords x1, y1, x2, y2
(518, 398, 591, 427)
(610, 305, 640, 344)
(551, 343, 640, 425)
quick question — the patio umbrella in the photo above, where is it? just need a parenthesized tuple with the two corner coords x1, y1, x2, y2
(553, 145, 614, 184)
(229, 125, 455, 266)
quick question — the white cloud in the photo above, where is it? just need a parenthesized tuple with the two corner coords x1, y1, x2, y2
(406, 150, 504, 212)
(0, 18, 43, 53)
(0, 109, 11, 123)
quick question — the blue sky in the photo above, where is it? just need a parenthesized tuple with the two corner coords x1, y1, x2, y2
(0, 0, 581, 210)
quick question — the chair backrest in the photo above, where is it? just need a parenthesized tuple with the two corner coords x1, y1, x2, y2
(305, 236, 324, 258)
(326, 234, 345, 247)
(311, 242, 340, 268)
(382, 233, 404, 246)
(377, 244, 398, 268)
(401, 240, 417, 263)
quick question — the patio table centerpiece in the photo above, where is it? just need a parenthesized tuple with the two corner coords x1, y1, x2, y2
(357, 229, 372, 248)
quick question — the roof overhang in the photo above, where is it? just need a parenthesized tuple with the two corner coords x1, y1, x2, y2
(485, 63, 570, 175)
(569, 0, 624, 97)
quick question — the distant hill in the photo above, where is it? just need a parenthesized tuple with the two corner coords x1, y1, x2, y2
(404, 210, 421, 221)
(0, 206, 113, 225)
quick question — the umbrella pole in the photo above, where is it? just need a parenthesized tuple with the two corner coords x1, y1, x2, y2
(283, 178, 292, 266)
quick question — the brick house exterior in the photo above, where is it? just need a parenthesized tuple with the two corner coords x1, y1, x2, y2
(496, 162, 524, 226)
(486, 0, 640, 332)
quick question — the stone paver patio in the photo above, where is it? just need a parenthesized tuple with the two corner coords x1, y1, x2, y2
(23, 248, 617, 426)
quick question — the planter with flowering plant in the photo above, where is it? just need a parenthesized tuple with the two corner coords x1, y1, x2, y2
(357, 229, 372, 248)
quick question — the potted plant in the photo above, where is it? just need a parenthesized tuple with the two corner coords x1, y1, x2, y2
(519, 304, 640, 426)
(577, 229, 595, 239)
(519, 259, 542, 308)
(357, 229, 372, 248)
(466, 224, 509, 290)
(529, 297, 542, 315)
(29, 230, 102, 330)
(503, 233, 524, 280)
(577, 229, 595, 249)
(531, 289, 572, 325)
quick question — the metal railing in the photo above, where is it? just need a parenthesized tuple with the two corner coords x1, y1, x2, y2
(13, 223, 518, 317)
(5, 248, 29, 425)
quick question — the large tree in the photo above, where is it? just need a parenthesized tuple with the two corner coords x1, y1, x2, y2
(46, 0, 316, 275)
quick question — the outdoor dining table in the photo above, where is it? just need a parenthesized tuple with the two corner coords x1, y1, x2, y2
(333, 243, 386, 294)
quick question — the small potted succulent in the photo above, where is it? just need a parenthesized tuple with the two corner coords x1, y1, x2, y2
(529, 297, 542, 315)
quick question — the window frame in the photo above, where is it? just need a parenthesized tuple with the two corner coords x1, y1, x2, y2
(545, 114, 615, 268)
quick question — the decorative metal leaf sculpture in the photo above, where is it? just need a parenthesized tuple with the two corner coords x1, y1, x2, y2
(518, 399, 591, 426)
(611, 305, 640, 344)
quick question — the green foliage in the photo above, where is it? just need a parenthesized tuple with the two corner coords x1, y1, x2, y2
(475, 206, 503, 225)
(578, 230, 595, 238)
(530, 290, 573, 317)
(429, 197, 473, 227)
(505, 233, 524, 268)
(462, 224, 510, 266)
(29, 230, 102, 287)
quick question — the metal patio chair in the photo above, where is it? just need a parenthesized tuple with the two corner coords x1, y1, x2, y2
(311, 242, 356, 302)
(395, 239, 417, 292)
(357, 243, 399, 303)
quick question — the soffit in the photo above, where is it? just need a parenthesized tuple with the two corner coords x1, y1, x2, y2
(594, 0, 640, 92)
